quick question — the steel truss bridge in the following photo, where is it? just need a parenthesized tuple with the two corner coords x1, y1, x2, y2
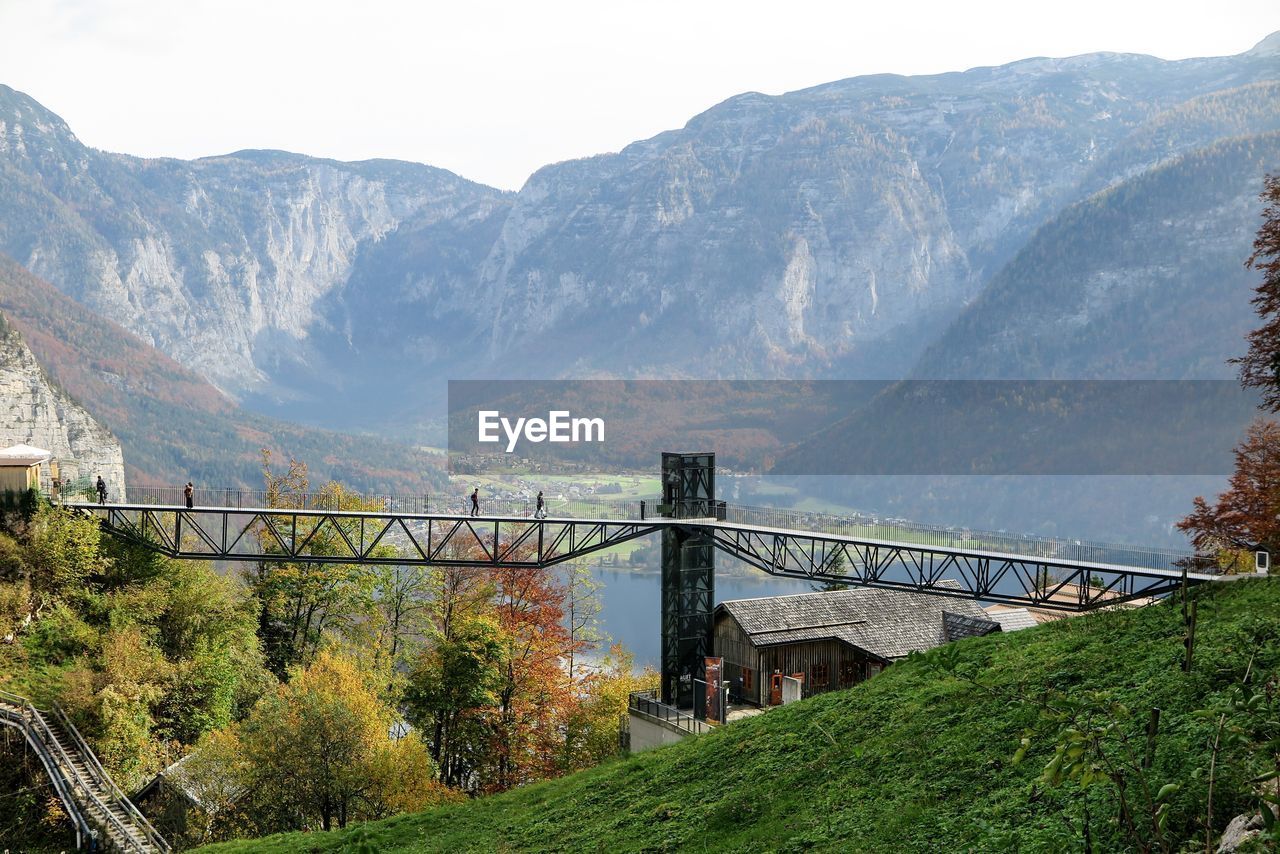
(68, 453, 1218, 706)
(69, 501, 1212, 609)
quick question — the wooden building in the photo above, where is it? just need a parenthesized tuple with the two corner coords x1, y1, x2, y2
(713, 582, 1001, 706)
(0, 444, 51, 495)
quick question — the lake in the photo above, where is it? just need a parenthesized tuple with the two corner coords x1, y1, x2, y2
(588, 564, 817, 668)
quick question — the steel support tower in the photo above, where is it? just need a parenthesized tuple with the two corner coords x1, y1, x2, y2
(660, 452, 717, 707)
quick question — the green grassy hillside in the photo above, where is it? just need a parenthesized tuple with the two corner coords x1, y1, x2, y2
(199, 577, 1280, 852)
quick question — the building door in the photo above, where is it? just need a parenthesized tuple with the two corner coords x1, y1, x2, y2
(769, 672, 783, 705)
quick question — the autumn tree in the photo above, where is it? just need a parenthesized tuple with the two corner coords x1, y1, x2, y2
(487, 562, 577, 791)
(227, 650, 448, 833)
(0, 504, 102, 610)
(1235, 174, 1280, 411)
(562, 560, 604, 685)
(404, 611, 504, 787)
(152, 560, 270, 743)
(0, 502, 268, 792)
(367, 562, 435, 685)
(1182, 175, 1280, 568)
(1179, 418, 1280, 567)
(400, 538, 500, 780)
(249, 453, 387, 676)
(562, 644, 658, 771)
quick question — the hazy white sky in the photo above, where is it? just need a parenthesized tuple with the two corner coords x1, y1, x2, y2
(0, 0, 1275, 190)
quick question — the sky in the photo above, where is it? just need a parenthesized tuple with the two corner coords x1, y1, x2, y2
(0, 0, 1275, 191)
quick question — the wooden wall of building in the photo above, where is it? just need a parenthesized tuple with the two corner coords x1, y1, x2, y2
(757, 639, 881, 702)
(713, 613, 764, 704)
(713, 613, 888, 705)
(0, 464, 37, 494)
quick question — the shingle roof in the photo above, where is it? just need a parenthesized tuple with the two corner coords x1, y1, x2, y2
(942, 610, 1003, 642)
(134, 751, 244, 809)
(716, 581, 997, 660)
(986, 607, 1039, 632)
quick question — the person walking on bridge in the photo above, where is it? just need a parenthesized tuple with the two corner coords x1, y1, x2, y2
(96, 476, 107, 505)
(184, 482, 194, 509)
(535, 490, 546, 519)
(470, 488, 480, 517)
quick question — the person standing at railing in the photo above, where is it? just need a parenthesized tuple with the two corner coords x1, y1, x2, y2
(535, 491, 546, 519)
(96, 476, 107, 505)
(470, 488, 480, 517)
(184, 482, 194, 509)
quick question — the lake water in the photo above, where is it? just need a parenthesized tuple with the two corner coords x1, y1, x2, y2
(589, 565, 816, 668)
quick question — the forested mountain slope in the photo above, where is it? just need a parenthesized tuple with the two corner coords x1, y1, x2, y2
(0, 253, 444, 490)
(912, 129, 1280, 379)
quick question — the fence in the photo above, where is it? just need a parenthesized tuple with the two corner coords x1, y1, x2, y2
(627, 690, 713, 735)
(120, 486, 652, 520)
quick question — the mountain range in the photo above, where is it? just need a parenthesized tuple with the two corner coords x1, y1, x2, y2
(0, 34, 1277, 532)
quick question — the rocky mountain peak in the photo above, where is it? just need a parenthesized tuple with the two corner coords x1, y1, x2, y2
(1246, 31, 1280, 56)
(0, 84, 83, 159)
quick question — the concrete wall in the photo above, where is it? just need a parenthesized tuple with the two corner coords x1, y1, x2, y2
(627, 711, 694, 753)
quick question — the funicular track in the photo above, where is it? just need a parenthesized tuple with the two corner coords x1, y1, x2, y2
(0, 689, 169, 852)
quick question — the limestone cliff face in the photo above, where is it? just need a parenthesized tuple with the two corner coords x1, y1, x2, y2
(0, 315, 125, 497)
(0, 89, 510, 397)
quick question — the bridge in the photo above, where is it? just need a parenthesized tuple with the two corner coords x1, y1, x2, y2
(70, 453, 1218, 707)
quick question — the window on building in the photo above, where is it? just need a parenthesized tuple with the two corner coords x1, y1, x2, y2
(812, 662, 829, 689)
(867, 662, 884, 679)
(839, 659, 858, 687)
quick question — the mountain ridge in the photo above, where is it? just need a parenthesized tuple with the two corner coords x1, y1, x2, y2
(2, 35, 1278, 433)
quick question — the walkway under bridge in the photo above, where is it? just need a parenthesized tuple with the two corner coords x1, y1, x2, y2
(68, 453, 1219, 706)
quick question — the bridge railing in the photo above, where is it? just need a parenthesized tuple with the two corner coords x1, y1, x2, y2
(119, 486, 655, 521)
(123, 485, 436, 513)
(0, 689, 166, 853)
(719, 503, 1195, 571)
(50, 703, 171, 853)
